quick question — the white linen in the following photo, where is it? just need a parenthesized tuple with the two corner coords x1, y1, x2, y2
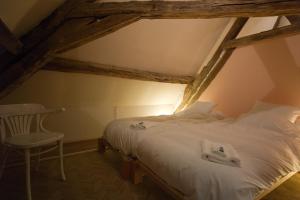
(135, 121, 300, 200)
(247, 102, 300, 123)
(103, 114, 221, 155)
(237, 110, 300, 136)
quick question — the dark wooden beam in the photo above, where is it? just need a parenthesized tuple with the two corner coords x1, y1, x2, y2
(286, 15, 300, 24)
(0, 19, 22, 55)
(1, 0, 300, 99)
(69, 1, 300, 19)
(53, 14, 140, 53)
(0, 14, 140, 98)
(223, 24, 300, 49)
(176, 18, 248, 111)
(43, 57, 193, 84)
(273, 16, 282, 29)
(0, 0, 81, 74)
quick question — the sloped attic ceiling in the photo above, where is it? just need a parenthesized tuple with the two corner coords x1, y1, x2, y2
(0, 0, 229, 86)
(59, 18, 229, 76)
(0, 0, 299, 100)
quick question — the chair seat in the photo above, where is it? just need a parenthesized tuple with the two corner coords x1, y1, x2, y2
(5, 132, 64, 149)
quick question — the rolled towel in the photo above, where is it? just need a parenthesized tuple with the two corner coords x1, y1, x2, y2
(130, 121, 158, 130)
(130, 122, 146, 130)
(211, 142, 226, 157)
(201, 139, 241, 167)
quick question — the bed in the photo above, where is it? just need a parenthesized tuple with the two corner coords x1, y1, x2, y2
(100, 102, 300, 200)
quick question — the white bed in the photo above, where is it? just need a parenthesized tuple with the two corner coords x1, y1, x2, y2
(103, 114, 222, 156)
(135, 120, 300, 200)
(103, 102, 300, 200)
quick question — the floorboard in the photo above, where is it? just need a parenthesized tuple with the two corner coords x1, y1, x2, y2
(0, 151, 299, 200)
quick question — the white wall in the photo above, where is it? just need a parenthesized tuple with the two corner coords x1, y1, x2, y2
(1, 71, 185, 142)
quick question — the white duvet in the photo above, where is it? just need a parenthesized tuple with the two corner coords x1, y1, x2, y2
(104, 117, 300, 200)
(103, 115, 221, 156)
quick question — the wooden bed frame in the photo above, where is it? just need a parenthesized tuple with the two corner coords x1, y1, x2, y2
(98, 138, 297, 200)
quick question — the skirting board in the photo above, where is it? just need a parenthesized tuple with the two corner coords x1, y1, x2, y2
(2, 139, 99, 168)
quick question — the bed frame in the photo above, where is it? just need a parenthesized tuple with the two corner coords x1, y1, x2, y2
(98, 138, 297, 200)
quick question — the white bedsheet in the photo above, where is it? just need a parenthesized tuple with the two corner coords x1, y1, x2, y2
(135, 121, 300, 200)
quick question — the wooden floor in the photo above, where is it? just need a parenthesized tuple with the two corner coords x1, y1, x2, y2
(1, 151, 300, 200)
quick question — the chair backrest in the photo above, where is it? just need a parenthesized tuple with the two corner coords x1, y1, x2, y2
(0, 104, 45, 114)
(0, 104, 46, 143)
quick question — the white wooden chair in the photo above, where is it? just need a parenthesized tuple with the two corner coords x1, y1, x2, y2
(0, 104, 66, 200)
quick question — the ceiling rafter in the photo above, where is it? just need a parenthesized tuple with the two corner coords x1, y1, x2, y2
(44, 57, 194, 84)
(223, 24, 300, 49)
(69, 0, 300, 19)
(0, 13, 140, 98)
(286, 15, 300, 24)
(176, 18, 249, 111)
(0, 0, 81, 73)
(272, 16, 282, 29)
(54, 14, 140, 53)
(0, 18, 23, 55)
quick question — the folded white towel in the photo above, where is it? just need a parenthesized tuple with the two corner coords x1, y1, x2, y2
(201, 139, 241, 167)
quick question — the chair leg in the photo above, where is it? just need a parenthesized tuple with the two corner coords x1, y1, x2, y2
(0, 146, 8, 180)
(58, 140, 66, 181)
(25, 149, 32, 200)
(35, 148, 41, 171)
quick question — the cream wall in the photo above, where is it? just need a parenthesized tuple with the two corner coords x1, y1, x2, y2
(200, 34, 300, 117)
(0, 71, 185, 142)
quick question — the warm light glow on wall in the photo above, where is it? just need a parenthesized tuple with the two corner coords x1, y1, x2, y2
(114, 104, 175, 119)
(295, 116, 300, 125)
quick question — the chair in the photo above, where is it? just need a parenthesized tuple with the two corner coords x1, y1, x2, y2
(0, 104, 66, 200)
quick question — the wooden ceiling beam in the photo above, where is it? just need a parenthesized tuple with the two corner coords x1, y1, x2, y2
(0, 0, 81, 74)
(223, 24, 300, 49)
(1, 0, 300, 98)
(1, 0, 297, 73)
(286, 15, 300, 24)
(0, 14, 140, 98)
(69, 0, 300, 19)
(176, 18, 248, 111)
(273, 16, 282, 29)
(0, 19, 23, 55)
(43, 57, 193, 84)
(53, 14, 140, 53)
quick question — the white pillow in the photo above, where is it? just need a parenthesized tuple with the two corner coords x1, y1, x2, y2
(237, 110, 300, 136)
(210, 111, 226, 120)
(249, 101, 277, 113)
(175, 101, 216, 118)
(249, 101, 300, 123)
